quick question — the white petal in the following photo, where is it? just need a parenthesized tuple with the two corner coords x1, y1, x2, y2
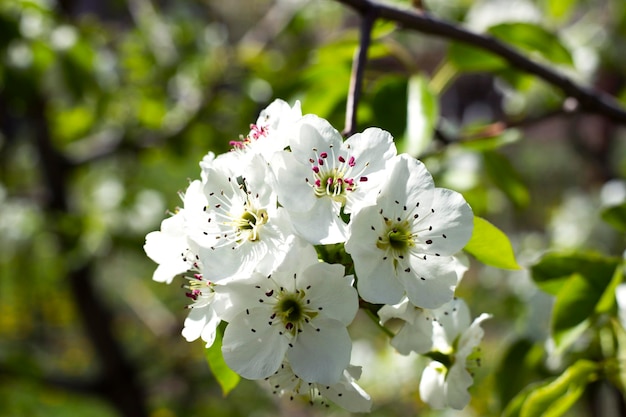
(273, 237, 319, 274)
(288, 198, 347, 245)
(199, 238, 266, 281)
(432, 297, 472, 348)
(222, 309, 287, 380)
(378, 298, 412, 324)
(400, 255, 459, 309)
(143, 214, 190, 284)
(390, 308, 435, 355)
(290, 115, 343, 161)
(344, 127, 396, 175)
(415, 188, 473, 256)
(419, 362, 447, 409)
(355, 252, 405, 305)
(288, 318, 352, 385)
(300, 262, 358, 325)
(319, 367, 372, 413)
(457, 312, 491, 359)
(182, 303, 220, 347)
(271, 151, 317, 213)
(377, 154, 435, 219)
(444, 363, 474, 410)
(212, 274, 265, 322)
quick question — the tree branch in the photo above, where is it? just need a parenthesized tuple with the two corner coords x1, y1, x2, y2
(334, 0, 626, 125)
(343, 10, 375, 137)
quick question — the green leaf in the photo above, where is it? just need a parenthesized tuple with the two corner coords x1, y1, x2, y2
(596, 265, 624, 315)
(205, 326, 240, 396)
(532, 253, 622, 346)
(551, 273, 597, 345)
(370, 75, 408, 139)
(601, 202, 626, 232)
(488, 22, 574, 66)
(543, 0, 578, 21)
(403, 73, 438, 157)
(448, 42, 508, 72)
(496, 339, 542, 408)
(464, 216, 521, 270)
(519, 360, 598, 417)
(483, 151, 530, 208)
(531, 252, 621, 296)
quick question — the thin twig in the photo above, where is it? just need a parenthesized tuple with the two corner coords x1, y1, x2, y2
(335, 0, 626, 125)
(343, 10, 376, 137)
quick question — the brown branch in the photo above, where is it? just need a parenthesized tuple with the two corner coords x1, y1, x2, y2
(343, 10, 376, 137)
(334, 0, 626, 125)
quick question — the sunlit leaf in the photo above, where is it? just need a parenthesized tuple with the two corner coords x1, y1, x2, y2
(488, 22, 574, 66)
(205, 326, 240, 396)
(448, 42, 508, 72)
(519, 360, 598, 417)
(531, 252, 621, 296)
(404, 73, 438, 157)
(464, 216, 521, 270)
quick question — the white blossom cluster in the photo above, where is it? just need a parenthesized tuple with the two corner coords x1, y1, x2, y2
(144, 99, 490, 412)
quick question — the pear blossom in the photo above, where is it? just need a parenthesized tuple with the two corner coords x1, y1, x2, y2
(144, 210, 194, 284)
(378, 255, 470, 354)
(418, 298, 491, 410)
(345, 154, 473, 308)
(180, 266, 225, 348)
(229, 98, 302, 161)
(271, 115, 397, 244)
(189, 154, 296, 281)
(267, 361, 372, 413)
(220, 244, 359, 384)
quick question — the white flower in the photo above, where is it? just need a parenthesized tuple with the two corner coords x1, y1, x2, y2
(271, 115, 397, 244)
(267, 361, 372, 413)
(189, 154, 295, 281)
(180, 266, 225, 348)
(144, 210, 194, 284)
(229, 98, 302, 160)
(378, 255, 469, 355)
(220, 244, 359, 384)
(378, 297, 437, 355)
(418, 298, 491, 410)
(345, 154, 473, 308)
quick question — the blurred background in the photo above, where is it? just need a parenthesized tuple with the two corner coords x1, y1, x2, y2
(1, 0, 626, 416)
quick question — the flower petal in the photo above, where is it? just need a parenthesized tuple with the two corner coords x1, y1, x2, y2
(299, 262, 358, 325)
(415, 187, 473, 256)
(400, 255, 459, 309)
(182, 303, 220, 347)
(222, 309, 287, 380)
(444, 363, 474, 410)
(390, 308, 435, 355)
(288, 198, 347, 245)
(290, 115, 343, 161)
(355, 251, 405, 304)
(271, 151, 317, 213)
(319, 366, 372, 413)
(288, 317, 352, 385)
(377, 154, 435, 220)
(419, 361, 448, 409)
